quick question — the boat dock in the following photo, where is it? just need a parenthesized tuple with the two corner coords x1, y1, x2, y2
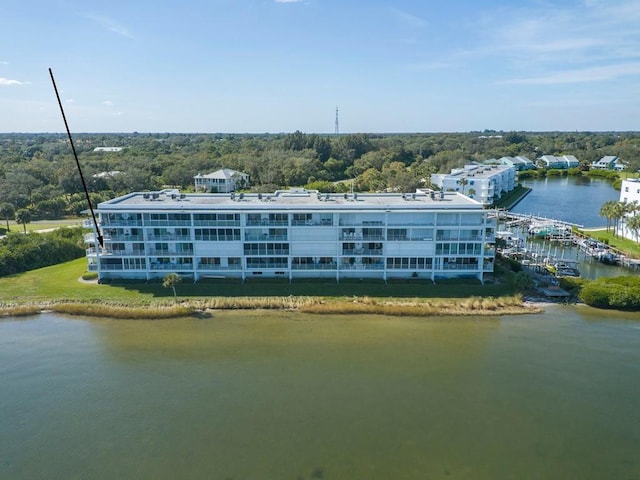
(492, 211, 640, 273)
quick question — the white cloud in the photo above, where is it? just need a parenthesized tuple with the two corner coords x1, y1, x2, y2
(389, 8, 428, 29)
(102, 100, 114, 106)
(500, 62, 640, 85)
(274, 0, 302, 3)
(0, 77, 24, 86)
(83, 13, 133, 38)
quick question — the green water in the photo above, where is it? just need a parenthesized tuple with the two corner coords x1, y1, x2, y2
(1, 308, 640, 479)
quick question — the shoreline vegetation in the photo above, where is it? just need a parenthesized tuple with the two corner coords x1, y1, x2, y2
(0, 295, 543, 320)
(0, 258, 544, 319)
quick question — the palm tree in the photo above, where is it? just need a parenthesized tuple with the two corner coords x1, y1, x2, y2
(626, 215, 640, 244)
(162, 273, 181, 302)
(612, 201, 626, 238)
(15, 208, 31, 233)
(599, 200, 617, 232)
(458, 177, 468, 196)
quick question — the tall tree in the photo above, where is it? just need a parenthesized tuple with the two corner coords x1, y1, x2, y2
(163, 273, 181, 302)
(0, 202, 14, 231)
(599, 200, 617, 232)
(15, 208, 31, 233)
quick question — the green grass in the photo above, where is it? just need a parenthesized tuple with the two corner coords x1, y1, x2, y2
(578, 228, 640, 259)
(0, 218, 82, 234)
(0, 258, 517, 306)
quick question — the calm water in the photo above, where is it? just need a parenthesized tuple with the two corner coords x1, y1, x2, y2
(2, 311, 640, 480)
(511, 176, 620, 227)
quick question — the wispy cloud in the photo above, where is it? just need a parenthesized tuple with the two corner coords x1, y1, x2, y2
(0, 61, 8, 65)
(447, 0, 640, 86)
(389, 8, 428, 29)
(0, 77, 25, 86)
(274, 0, 302, 3)
(500, 62, 640, 85)
(102, 100, 114, 106)
(83, 13, 133, 38)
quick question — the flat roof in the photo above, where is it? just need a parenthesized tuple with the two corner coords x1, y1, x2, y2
(98, 189, 484, 211)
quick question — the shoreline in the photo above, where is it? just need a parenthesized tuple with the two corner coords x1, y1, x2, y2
(0, 295, 546, 319)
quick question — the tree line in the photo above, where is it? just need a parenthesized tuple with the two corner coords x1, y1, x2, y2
(0, 131, 638, 225)
(0, 227, 85, 277)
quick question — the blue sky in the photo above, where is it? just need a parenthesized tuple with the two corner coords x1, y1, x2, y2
(1, 0, 640, 133)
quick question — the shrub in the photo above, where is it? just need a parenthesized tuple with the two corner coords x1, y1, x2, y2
(579, 276, 640, 310)
(82, 271, 99, 280)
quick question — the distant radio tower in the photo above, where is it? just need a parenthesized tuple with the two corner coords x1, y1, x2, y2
(335, 107, 339, 135)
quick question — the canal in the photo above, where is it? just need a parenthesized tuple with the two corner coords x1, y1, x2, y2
(511, 175, 620, 228)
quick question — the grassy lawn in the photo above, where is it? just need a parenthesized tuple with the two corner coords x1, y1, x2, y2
(579, 228, 640, 258)
(0, 258, 517, 306)
(0, 218, 82, 234)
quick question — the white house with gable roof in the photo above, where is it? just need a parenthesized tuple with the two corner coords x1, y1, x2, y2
(194, 169, 250, 193)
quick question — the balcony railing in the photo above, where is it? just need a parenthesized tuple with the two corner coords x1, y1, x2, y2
(144, 220, 192, 227)
(197, 265, 243, 271)
(146, 235, 192, 241)
(338, 264, 385, 270)
(246, 220, 289, 227)
(244, 234, 288, 241)
(147, 249, 194, 256)
(149, 263, 194, 270)
(193, 220, 240, 227)
(342, 248, 383, 256)
(291, 263, 337, 270)
(103, 234, 145, 242)
(103, 250, 146, 257)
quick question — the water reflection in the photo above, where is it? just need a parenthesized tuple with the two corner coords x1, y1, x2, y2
(1, 311, 639, 480)
(513, 176, 619, 227)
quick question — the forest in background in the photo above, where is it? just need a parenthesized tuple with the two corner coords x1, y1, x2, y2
(1, 130, 639, 223)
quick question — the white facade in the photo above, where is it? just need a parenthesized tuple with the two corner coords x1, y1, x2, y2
(85, 189, 496, 283)
(430, 164, 516, 206)
(93, 147, 123, 152)
(194, 169, 249, 193)
(618, 179, 640, 241)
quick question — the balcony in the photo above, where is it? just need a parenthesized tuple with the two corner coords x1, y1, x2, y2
(342, 248, 383, 256)
(291, 263, 337, 270)
(146, 234, 192, 241)
(193, 220, 240, 227)
(246, 219, 289, 227)
(244, 234, 288, 241)
(103, 249, 146, 257)
(147, 248, 194, 256)
(149, 262, 194, 271)
(338, 263, 384, 270)
(197, 265, 243, 271)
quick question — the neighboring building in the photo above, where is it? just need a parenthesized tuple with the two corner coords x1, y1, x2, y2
(592, 156, 625, 171)
(537, 155, 579, 169)
(430, 164, 517, 206)
(85, 188, 496, 283)
(617, 178, 640, 241)
(93, 147, 123, 152)
(194, 169, 249, 193)
(92, 171, 122, 179)
(497, 156, 536, 171)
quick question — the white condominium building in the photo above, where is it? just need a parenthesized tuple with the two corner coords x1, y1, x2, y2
(430, 164, 516, 205)
(85, 189, 496, 282)
(618, 178, 640, 241)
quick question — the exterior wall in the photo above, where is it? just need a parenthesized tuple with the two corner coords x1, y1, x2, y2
(194, 170, 250, 193)
(430, 165, 516, 205)
(618, 179, 640, 241)
(86, 191, 496, 283)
